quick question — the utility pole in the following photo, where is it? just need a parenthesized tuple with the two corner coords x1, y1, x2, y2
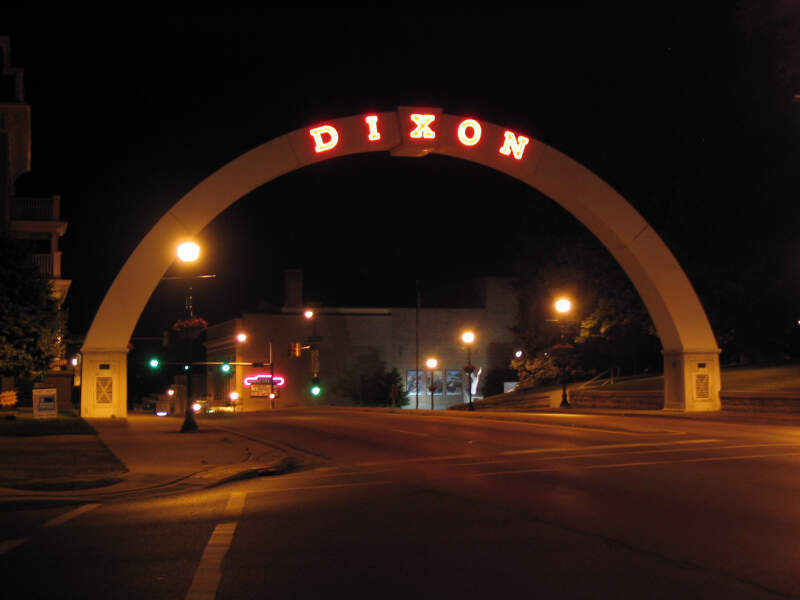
(415, 280, 420, 410)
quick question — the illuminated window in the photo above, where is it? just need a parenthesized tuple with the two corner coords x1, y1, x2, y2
(457, 119, 482, 146)
(309, 125, 339, 153)
(409, 113, 436, 139)
(446, 370, 464, 395)
(499, 131, 530, 160)
(406, 370, 423, 396)
(365, 115, 381, 141)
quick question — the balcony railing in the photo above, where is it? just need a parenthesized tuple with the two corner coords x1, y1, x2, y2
(33, 252, 61, 278)
(10, 196, 60, 221)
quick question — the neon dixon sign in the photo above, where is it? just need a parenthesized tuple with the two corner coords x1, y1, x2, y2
(301, 106, 532, 163)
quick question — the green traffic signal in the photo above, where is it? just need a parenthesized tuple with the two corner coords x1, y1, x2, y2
(149, 358, 160, 369)
(310, 376, 322, 397)
(221, 363, 232, 374)
(183, 364, 191, 371)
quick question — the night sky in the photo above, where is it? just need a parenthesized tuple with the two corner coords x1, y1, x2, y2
(3, 5, 799, 348)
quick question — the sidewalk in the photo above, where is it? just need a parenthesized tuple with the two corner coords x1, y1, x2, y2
(0, 414, 290, 504)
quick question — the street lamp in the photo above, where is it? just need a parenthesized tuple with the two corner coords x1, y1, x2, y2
(176, 241, 200, 263)
(554, 297, 573, 408)
(461, 331, 476, 411)
(426, 357, 438, 411)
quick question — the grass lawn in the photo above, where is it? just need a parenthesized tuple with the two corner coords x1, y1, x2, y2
(0, 409, 127, 491)
(0, 409, 95, 436)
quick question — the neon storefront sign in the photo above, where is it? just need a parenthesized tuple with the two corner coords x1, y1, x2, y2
(243, 374, 286, 387)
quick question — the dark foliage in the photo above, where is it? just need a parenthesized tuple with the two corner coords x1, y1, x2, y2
(0, 234, 65, 382)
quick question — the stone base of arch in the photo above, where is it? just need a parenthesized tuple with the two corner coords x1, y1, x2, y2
(79, 348, 129, 419)
(663, 350, 721, 411)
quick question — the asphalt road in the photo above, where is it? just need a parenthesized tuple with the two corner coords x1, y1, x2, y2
(3, 408, 800, 599)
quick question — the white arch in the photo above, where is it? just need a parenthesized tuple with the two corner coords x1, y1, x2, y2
(81, 110, 720, 417)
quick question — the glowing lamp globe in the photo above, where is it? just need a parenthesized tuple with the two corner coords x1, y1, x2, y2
(426, 358, 438, 369)
(236, 333, 247, 343)
(555, 298, 572, 314)
(177, 241, 200, 262)
(461, 331, 475, 344)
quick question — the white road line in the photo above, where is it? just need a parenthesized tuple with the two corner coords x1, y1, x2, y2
(185, 492, 247, 600)
(256, 481, 392, 493)
(357, 439, 722, 468)
(460, 441, 795, 466)
(43, 503, 100, 528)
(502, 439, 722, 456)
(0, 538, 26, 555)
(223, 491, 247, 519)
(390, 429, 430, 437)
(478, 450, 800, 477)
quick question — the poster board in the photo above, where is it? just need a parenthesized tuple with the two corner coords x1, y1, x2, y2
(33, 387, 58, 419)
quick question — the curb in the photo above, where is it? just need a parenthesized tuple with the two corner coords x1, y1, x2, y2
(0, 451, 293, 506)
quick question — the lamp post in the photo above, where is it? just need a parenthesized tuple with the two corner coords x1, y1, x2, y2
(554, 297, 573, 409)
(176, 241, 202, 432)
(461, 331, 476, 411)
(231, 332, 248, 411)
(426, 357, 438, 411)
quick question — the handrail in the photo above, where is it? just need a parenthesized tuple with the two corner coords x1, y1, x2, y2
(578, 367, 620, 389)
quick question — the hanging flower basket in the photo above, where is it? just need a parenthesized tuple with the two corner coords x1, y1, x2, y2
(172, 316, 208, 340)
(550, 343, 574, 353)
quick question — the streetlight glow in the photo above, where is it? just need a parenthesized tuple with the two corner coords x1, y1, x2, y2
(426, 357, 438, 369)
(461, 331, 475, 344)
(304, 309, 315, 319)
(229, 391, 239, 401)
(555, 298, 572, 314)
(236, 332, 247, 343)
(176, 241, 201, 262)
(515, 350, 523, 358)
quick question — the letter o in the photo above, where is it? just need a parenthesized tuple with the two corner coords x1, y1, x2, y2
(457, 119, 482, 146)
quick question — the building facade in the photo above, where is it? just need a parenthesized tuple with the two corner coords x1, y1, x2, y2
(205, 271, 517, 411)
(0, 37, 74, 409)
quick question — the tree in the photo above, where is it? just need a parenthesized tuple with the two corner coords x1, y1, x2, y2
(336, 352, 410, 407)
(0, 234, 65, 383)
(511, 236, 661, 389)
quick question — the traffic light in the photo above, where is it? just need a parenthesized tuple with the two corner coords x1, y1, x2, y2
(183, 363, 191, 372)
(148, 358, 160, 369)
(220, 362, 232, 374)
(310, 376, 322, 397)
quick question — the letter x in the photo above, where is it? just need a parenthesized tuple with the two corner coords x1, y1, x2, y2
(409, 113, 437, 139)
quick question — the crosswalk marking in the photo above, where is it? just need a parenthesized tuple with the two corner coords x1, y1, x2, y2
(0, 538, 26, 555)
(43, 503, 101, 528)
(185, 492, 247, 600)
